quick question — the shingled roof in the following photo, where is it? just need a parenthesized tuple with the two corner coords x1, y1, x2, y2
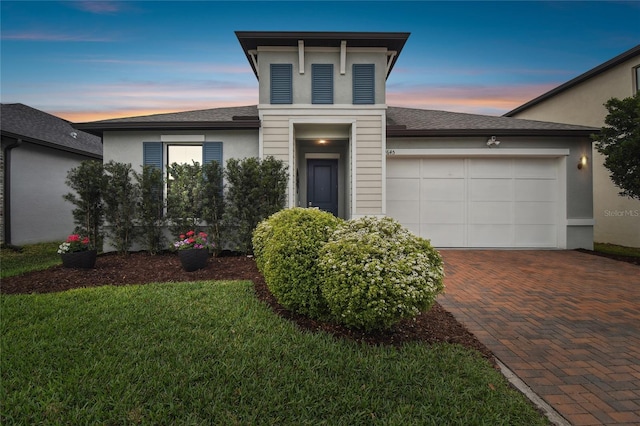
(1, 103, 102, 158)
(74, 104, 596, 137)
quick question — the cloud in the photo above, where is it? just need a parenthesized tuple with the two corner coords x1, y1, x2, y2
(76, 58, 251, 75)
(70, 1, 126, 14)
(1, 31, 113, 42)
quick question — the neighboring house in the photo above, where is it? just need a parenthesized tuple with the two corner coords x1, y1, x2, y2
(1, 103, 103, 245)
(76, 31, 596, 250)
(506, 45, 640, 248)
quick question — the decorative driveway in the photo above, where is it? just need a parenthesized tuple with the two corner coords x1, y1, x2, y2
(438, 250, 640, 426)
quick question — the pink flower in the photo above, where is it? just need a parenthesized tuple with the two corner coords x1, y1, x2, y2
(81, 237, 90, 245)
(180, 234, 185, 239)
(67, 234, 80, 242)
(186, 230, 195, 237)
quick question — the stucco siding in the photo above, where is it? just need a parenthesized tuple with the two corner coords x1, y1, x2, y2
(509, 54, 640, 247)
(9, 143, 94, 245)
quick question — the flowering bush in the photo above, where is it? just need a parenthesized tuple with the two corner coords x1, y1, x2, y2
(253, 208, 343, 319)
(173, 230, 213, 251)
(57, 234, 91, 254)
(318, 216, 445, 331)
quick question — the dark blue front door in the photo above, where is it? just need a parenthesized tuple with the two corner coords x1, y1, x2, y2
(307, 159, 338, 216)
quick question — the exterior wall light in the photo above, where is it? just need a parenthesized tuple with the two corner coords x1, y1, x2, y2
(486, 136, 500, 147)
(578, 155, 588, 170)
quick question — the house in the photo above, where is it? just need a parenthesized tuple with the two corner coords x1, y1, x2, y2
(505, 45, 640, 248)
(0, 103, 103, 245)
(76, 31, 597, 250)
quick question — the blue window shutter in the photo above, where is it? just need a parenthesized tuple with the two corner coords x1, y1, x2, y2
(143, 142, 163, 169)
(353, 64, 375, 104)
(270, 64, 293, 104)
(312, 64, 333, 104)
(202, 142, 223, 165)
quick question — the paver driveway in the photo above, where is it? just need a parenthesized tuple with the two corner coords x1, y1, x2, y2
(438, 250, 640, 426)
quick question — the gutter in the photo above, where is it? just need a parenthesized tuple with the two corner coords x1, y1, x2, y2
(386, 128, 598, 138)
(2, 138, 22, 245)
(74, 120, 262, 137)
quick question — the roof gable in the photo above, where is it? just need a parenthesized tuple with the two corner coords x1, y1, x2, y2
(1, 103, 102, 158)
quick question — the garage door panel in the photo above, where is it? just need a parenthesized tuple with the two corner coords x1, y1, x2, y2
(469, 179, 513, 201)
(469, 159, 513, 178)
(387, 200, 419, 223)
(421, 178, 464, 201)
(515, 158, 557, 178)
(469, 225, 513, 247)
(387, 178, 419, 200)
(515, 202, 556, 224)
(387, 159, 420, 178)
(421, 201, 464, 224)
(422, 225, 464, 247)
(515, 180, 557, 202)
(421, 158, 464, 178)
(469, 202, 512, 224)
(515, 225, 557, 247)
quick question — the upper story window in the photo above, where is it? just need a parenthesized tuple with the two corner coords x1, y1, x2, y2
(353, 64, 375, 105)
(270, 64, 293, 104)
(635, 66, 640, 94)
(312, 64, 334, 104)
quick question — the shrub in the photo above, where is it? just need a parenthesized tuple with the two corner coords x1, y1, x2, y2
(254, 208, 342, 318)
(201, 160, 224, 252)
(319, 216, 445, 331)
(133, 165, 166, 254)
(63, 160, 105, 251)
(166, 161, 205, 238)
(103, 161, 138, 254)
(224, 156, 288, 254)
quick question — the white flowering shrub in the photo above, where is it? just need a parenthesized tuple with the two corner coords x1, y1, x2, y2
(253, 208, 343, 318)
(319, 216, 445, 331)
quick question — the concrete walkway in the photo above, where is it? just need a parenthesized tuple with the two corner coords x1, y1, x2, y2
(438, 250, 640, 426)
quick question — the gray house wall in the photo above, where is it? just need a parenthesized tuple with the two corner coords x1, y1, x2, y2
(9, 143, 95, 245)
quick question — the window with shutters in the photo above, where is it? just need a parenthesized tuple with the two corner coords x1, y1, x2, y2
(270, 64, 293, 104)
(142, 141, 223, 213)
(312, 64, 333, 104)
(353, 64, 375, 105)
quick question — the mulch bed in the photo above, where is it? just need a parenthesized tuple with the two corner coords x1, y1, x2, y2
(1, 251, 494, 360)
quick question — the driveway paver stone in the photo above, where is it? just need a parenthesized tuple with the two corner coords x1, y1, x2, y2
(438, 250, 640, 426)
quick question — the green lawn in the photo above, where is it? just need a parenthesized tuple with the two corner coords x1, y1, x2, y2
(594, 242, 640, 258)
(1, 242, 61, 278)
(1, 281, 549, 425)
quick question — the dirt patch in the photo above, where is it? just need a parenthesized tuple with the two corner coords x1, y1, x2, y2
(1, 252, 493, 359)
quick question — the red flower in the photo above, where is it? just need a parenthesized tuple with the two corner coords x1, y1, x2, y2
(67, 234, 80, 242)
(188, 238, 195, 244)
(198, 232, 207, 238)
(82, 237, 90, 245)
(180, 234, 185, 239)
(186, 230, 195, 237)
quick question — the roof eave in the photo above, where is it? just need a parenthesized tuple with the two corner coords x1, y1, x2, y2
(386, 128, 598, 138)
(73, 120, 261, 137)
(1, 130, 103, 159)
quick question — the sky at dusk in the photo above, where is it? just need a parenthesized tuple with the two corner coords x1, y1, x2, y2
(1, 1, 639, 123)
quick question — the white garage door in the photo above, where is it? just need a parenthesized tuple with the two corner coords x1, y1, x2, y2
(387, 157, 560, 248)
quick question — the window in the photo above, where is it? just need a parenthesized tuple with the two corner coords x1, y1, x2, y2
(270, 64, 293, 104)
(635, 66, 640, 94)
(353, 64, 375, 104)
(312, 64, 333, 104)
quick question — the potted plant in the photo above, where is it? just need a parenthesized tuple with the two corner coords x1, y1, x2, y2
(57, 234, 97, 269)
(173, 230, 213, 272)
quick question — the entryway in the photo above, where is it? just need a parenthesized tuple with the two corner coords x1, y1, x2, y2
(307, 159, 339, 216)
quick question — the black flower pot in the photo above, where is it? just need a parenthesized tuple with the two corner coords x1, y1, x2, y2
(61, 250, 97, 269)
(178, 249, 209, 272)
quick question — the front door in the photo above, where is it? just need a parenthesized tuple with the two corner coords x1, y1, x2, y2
(307, 159, 338, 216)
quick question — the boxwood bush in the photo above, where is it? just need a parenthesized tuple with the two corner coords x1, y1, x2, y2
(253, 208, 343, 318)
(319, 216, 445, 331)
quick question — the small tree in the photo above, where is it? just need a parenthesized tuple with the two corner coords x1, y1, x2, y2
(63, 160, 105, 250)
(166, 161, 205, 238)
(103, 161, 138, 254)
(201, 160, 224, 251)
(223, 156, 288, 254)
(134, 165, 166, 254)
(593, 93, 640, 200)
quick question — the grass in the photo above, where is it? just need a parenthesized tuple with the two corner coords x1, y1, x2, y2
(1, 281, 549, 425)
(0, 242, 61, 278)
(594, 242, 640, 258)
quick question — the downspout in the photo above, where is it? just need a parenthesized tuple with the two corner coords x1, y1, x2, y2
(2, 138, 22, 245)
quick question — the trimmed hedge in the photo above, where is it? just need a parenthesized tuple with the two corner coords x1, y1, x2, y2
(319, 216, 445, 331)
(253, 208, 343, 318)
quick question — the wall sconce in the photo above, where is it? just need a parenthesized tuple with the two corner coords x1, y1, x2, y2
(578, 155, 588, 170)
(486, 136, 500, 147)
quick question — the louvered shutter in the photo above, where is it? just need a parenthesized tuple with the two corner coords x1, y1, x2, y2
(202, 142, 223, 165)
(312, 64, 333, 104)
(270, 64, 293, 104)
(353, 64, 375, 104)
(143, 142, 163, 169)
